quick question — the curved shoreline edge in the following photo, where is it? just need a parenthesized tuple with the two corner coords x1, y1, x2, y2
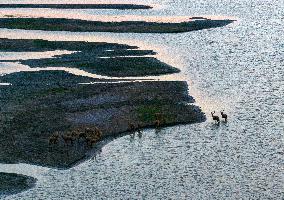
(0, 17, 235, 33)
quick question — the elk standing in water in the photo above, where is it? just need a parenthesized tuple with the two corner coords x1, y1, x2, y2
(220, 110, 228, 122)
(211, 111, 220, 124)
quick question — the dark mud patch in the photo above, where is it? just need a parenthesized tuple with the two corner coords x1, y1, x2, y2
(0, 172, 36, 195)
(0, 38, 179, 77)
(0, 18, 235, 33)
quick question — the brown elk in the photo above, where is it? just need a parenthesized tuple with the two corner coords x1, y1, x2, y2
(128, 122, 136, 132)
(94, 126, 102, 139)
(154, 112, 164, 128)
(48, 131, 60, 145)
(211, 111, 220, 124)
(62, 132, 75, 145)
(220, 110, 228, 122)
(155, 113, 163, 121)
(83, 126, 103, 147)
(85, 136, 99, 147)
(154, 119, 161, 128)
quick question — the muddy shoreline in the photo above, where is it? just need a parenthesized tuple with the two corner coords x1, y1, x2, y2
(0, 17, 234, 33)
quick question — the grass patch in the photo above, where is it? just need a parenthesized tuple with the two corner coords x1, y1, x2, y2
(136, 105, 161, 123)
(37, 87, 71, 97)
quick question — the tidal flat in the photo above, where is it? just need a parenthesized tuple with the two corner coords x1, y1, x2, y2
(0, 36, 206, 168)
(0, 38, 179, 77)
(0, 7, 232, 186)
(0, 7, 231, 195)
(0, 8, 232, 169)
(0, 70, 205, 168)
(0, 17, 234, 33)
(0, 0, 282, 198)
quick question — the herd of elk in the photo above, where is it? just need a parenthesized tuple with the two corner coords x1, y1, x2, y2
(211, 110, 228, 123)
(128, 112, 165, 133)
(49, 110, 226, 147)
(50, 112, 167, 147)
(48, 126, 102, 147)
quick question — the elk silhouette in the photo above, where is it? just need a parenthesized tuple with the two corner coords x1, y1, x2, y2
(220, 110, 228, 122)
(128, 122, 136, 132)
(211, 111, 220, 124)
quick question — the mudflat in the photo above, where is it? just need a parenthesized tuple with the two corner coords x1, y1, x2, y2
(0, 38, 179, 77)
(0, 18, 234, 33)
(0, 70, 205, 168)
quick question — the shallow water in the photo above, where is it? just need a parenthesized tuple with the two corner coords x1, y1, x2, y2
(0, 0, 283, 199)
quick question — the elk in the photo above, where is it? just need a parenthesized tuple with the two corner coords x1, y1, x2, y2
(83, 126, 103, 147)
(137, 124, 142, 133)
(154, 119, 161, 128)
(86, 136, 99, 147)
(94, 126, 102, 139)
(128, 122, 136, 132)
(211, 111, 220, 124)
(48, 131, 60, 145)
(78, 131, 87, 140)
(220, 110, 228, 122)
(155, 113, 163, 121)
(62, 132, 75, 146)
(154, 112, 164, 128)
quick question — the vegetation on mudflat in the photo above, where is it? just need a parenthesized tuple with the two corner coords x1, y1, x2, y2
(0, 70, 205, 168)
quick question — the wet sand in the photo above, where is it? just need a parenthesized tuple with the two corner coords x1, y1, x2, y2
(0, 172, 36, 195)
(0, 17, 234, 33)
